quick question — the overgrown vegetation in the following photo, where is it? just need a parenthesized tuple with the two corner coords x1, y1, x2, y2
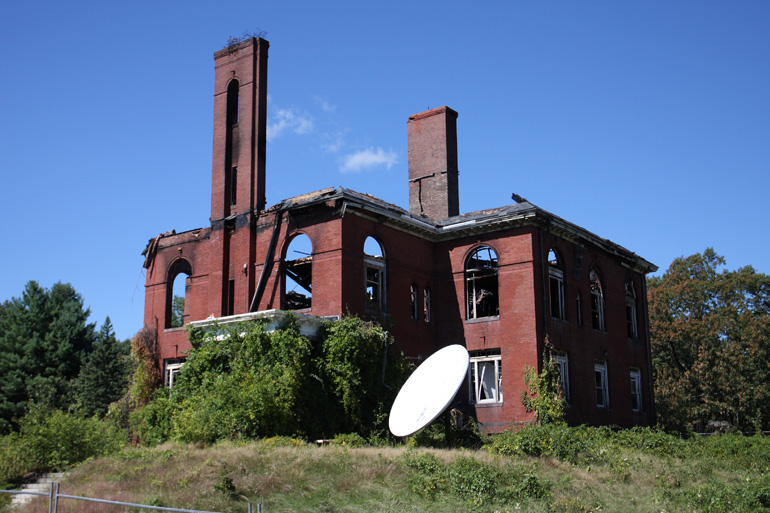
(521, 346, 567, 425)
(129, 315, 407, 445)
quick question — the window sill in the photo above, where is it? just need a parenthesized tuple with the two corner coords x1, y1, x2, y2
(472, 401, 503, 408)
(164, 326, 186, 333)
(466, 315, 500, 324)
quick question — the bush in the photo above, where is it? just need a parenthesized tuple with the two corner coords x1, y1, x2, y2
(0, 405, 126, 483)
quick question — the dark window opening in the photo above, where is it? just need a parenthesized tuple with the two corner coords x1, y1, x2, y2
(465, 246, 499, 320)
(230, 167, 237, 206)
(625, 281, 638, 339)
(424, 287, 431, 323)
(590, 268, 605, 331)
(227, 279, 235, 316)
(576, 292, 583, 327)
(548, 249, 566, 321)
(166, 259, 192, 329)
(226, 79, 239, 126)
(410, 284, 418, 320)
(284, 234, 313, 310)
(364, 237, 386, 312)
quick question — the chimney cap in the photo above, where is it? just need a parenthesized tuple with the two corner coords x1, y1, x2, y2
(408, 106, 458, 122)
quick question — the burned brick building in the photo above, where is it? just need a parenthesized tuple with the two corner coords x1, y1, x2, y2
(142, 38, 657, 432)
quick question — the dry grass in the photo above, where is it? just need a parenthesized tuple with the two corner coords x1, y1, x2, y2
(9, 439, 769, 513)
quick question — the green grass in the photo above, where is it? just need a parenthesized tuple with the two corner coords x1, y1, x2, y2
(9, 430, 770, 513)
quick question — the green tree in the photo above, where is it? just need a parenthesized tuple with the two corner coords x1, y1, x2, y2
(0, 282, 96, 433)
(648, 249, 770, 432)
(76, 317, 130, 417)
(170, 295, 184, 328)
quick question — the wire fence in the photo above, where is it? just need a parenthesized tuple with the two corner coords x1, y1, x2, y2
(0, 483, 262, 513)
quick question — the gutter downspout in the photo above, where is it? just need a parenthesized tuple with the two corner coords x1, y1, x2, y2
(250, 210, 284, 312)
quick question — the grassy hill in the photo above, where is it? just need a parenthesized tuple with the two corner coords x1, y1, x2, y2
(9, 429, 770, 513)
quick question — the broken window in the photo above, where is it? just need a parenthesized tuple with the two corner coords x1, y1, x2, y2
(625, 281, 638, 339)
(283, 234, 312, 310)
(553, 352, 570, 403)
(465, 246, 499, 320)
(165, 359, 185, 389)
(548, 249, 566, 321)
(424, 287, 431, 323)
(595, 360, 609, 408)
(590, 268, 605, 331)
(364, 237, 386, 312)
(630, 368, 642, 412)
(166, 258, 192, 329)
(469, 349, 503, 404)
(410, 283, 418, 320)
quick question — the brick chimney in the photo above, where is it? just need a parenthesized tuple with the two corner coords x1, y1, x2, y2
(407, 106, 459, 219)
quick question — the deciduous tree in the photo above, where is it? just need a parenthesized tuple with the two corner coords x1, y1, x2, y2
(648, 249, 770, 432)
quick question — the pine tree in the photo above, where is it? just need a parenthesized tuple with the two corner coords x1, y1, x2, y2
(77, 318, 130, 417)
(0, 281, 96, 432)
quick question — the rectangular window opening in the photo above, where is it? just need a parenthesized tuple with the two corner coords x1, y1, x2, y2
(630, 369, 642, 412)
(469, 350, 503, 404)
(595, 361, 609, 408)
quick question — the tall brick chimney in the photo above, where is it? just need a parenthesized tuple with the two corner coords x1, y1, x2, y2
(209, 37, 269, 317)
(211, 37, 269, 220)
(407, 106, 459, 219)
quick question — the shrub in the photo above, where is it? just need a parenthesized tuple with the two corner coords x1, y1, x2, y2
(0, 405, 126, 483)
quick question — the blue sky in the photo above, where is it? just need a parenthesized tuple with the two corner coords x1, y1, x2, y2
(1, 1, 768, 341)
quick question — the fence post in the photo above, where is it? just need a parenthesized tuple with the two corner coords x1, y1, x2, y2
(48, 482, 54, 513)
(53, 482, 60, 513)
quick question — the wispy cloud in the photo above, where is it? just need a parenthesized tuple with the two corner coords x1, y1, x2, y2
(339, 147, 398, 173)
(267, 108, 314, 142)
(314, 96, 336, 113)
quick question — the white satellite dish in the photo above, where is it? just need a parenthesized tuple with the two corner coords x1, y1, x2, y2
(389, 344, 470, 437)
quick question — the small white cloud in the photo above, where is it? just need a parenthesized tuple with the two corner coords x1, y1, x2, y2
(339, 147, 398, 173)
(315, 96, 336, 113)
(267, 108, 314, 142)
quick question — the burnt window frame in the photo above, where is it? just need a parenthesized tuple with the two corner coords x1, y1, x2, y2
(625, 281, 638, 339)
(165, 258, 192, 329)
(548, 249, 566, 321)
(283, 233, 313, 311)
(465, 245, 500, 320)
(364, 237, 387, 312)
(590, 267, 606, 332)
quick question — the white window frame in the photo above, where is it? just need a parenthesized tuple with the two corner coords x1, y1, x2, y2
(165, 360, 185, 389)
(630, 368, 642, 412)
(469, 351, 503, 404)
(553, 353, 570, 403)
(595, 361, 609, 408)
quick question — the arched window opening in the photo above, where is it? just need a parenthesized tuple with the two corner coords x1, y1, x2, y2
(625, 281, 638, 339)
(410, 283, 418, 320)
(226, 79, 239, 126)
(424, 287, 432, 323)
(364, 237, 386, 311)
(166, 259, 192, 329)
(590, 268, 605, 331)
(284, 234, 312, 310)
(465, 246, 499, 320)
(548, 249, 566, 320)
